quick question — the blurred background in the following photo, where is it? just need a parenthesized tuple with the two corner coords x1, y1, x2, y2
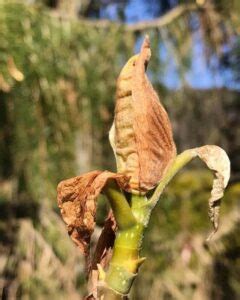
(0, 0, 240, 299)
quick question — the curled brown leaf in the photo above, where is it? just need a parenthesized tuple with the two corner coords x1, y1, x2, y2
(194, 145, 230, 240)
(88, 212, 117, 299)
(57, 171, 129, 257)
(112, 36, 176, 194)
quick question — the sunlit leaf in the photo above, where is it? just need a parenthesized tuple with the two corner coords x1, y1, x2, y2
(194, 145, 231, 240)
(112, 36, 176, 194)
(57, 171, 129, 256)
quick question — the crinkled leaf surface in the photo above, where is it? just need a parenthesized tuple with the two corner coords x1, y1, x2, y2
(112, 36, 176, 194)
(194, 145, 230, 239)
(57, 171, 129, 256)
(150, 145, 230, 239)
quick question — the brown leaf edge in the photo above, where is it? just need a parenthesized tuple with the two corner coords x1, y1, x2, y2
(86, 211, 117, 299)
(112, 36, 176, 194)
(132, 36, 176, 193)
(194, 145, 230, 240)
(57, 170, 129, 262)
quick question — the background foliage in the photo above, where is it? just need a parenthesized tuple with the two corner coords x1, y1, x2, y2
(0, 0, 240, 299)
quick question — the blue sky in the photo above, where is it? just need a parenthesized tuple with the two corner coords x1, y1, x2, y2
(98, 0, 237, 90)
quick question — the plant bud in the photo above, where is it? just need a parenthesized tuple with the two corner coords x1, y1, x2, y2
(111, 36, 176, 194)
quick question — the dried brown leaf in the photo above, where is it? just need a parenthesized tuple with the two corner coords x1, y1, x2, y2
(57, 171, 129, 257)
(88, 212, 117, 299)
(112, 36, 176, 194)
(193, 145, 230, 239)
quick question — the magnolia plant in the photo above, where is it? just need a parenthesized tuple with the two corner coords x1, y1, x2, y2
(57, 37, 230, 300)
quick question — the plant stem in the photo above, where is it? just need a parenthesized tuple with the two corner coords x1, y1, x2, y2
(149, 149, 195, 209)
(102, 194, 151, 298)
(101, 150, 195, 298)
(98, 149, 226, 298)
(103, 181, 137, 230)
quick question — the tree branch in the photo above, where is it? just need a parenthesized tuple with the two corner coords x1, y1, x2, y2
(127, 3, 198, 31)
(81, 3, 199, 31)
(50, 3, 199, 31)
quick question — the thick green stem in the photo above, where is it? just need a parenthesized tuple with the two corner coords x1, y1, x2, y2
(96, 149, 221, 299)
(103, 195, 151, 297)
(101, 151, 196, 298)
(103, 166, 194, 298)
(103, 181, 137, 230)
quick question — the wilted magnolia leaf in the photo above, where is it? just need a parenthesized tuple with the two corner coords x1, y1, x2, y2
(111, 36, 176, 194)
(57, 171, 129, 256)
(191, 145, 230, 239)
